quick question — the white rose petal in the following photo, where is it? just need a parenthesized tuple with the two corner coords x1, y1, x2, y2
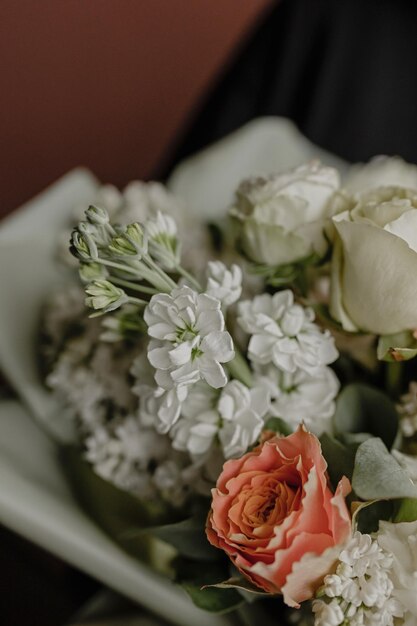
(231, 161, 340, 266)
(330, 188, 417, 334)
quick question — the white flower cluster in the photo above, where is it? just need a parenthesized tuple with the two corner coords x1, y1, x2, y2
(170, 379, 269, 460)
(134, 269, 271, 462)
(238, 289, 339, 435)
(144, 285, 235, 429)
(49, 172, 343, 507)
(313, 531, 404, 626)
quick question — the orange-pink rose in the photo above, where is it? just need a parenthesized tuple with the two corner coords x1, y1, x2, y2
(206, 426, 351, 607)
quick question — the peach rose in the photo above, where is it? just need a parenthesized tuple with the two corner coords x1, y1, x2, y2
(206, 426, 351, 607)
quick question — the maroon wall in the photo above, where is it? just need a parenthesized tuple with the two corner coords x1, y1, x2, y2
(0, 1, 270, 216)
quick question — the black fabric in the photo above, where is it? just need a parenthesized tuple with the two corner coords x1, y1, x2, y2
(161, 0, 417, 176)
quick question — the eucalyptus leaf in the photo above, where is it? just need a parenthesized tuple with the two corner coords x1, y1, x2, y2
(334, 384, 398, 449)
(377, 330, 417, 362)
(352, 438, 417, 501)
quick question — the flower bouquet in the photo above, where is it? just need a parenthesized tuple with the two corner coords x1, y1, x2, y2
(4, 119, 417, 626)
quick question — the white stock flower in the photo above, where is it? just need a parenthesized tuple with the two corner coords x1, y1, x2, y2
(218, 379, 269, 458)
(377, 520, 417, 625)
(121, 181, 183, 224)
(170, 379, 269, 460)
(84, 418, 169, 497)
(330, 187, 417, 334)
(170, 382, 219, 457)
(313, 531, 404, 626)
(145, 286, 235, 393)
(256, 364, 339, 435)
(231, 161, 340, 266)
(238, 290, 338, 375)
(206, 261, 242, 308)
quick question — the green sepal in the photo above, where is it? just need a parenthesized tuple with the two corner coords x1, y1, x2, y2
(248, 251, 321, 289)
(377, 331, 417, 362)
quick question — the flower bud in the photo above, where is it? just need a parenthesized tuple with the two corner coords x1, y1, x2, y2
(145, 212, 180, 269)
(85, 280, 128, 315)
(85, 204, 110, 226)
(70, 229, 98, 260)
(108, 223, 147, 258)
(79, 262, 108, 283)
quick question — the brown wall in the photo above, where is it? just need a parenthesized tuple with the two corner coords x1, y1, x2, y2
(0, 1, 271, 217)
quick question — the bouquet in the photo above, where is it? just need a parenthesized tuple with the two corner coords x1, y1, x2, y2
(39, 154, 417, 626)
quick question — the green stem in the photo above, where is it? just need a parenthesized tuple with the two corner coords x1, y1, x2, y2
(95, 257, 142, 277)
(227, 348, 253, 387)
(385, 361, 403, 399)
(175, 264, 202, 291)
(143, 254, 177, 291)
(127, 296, 148, 307)
(111, 277, 157, 295)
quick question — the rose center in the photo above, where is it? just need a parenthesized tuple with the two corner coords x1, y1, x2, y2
(242, 480, 299, 529)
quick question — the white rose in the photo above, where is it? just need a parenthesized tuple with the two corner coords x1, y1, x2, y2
(346, 156, 417, 195)
(231, 161, 340, 266)
(330, 187, 417, 335)
(377, 520, 417, 625)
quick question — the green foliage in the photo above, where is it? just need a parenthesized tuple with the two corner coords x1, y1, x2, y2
(264, 417, 293, 436)
(354, 500, 394, 534)
(352, 438, 417, 501)
(248, 252, 320, 289)
(394, 498, 417, 523)
(174, 557, 244, 613)
(61, 446, 185, 574)
(123, 500, 219, 562)
(334, 383, 398, 449)
(320, 433, 356, 489)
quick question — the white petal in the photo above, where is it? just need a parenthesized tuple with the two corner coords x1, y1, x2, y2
(199, 357, 227, 389)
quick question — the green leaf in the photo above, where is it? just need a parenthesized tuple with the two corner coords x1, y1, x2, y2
(352, 438, 417, 501)
(174, 557, 244, 613)
(394, 498, 417, 522)
(264, 417, 292, 436)
(61, 446, 185, 573)
(320, 433, 356, 488)
(123, 513, 219, 562)
(334, 384, 398, 449)
(355, 500, 394, 534)
(203, 576, 269, 596)
(377, 331, 417, 362)
(180, 582, 244, 614)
